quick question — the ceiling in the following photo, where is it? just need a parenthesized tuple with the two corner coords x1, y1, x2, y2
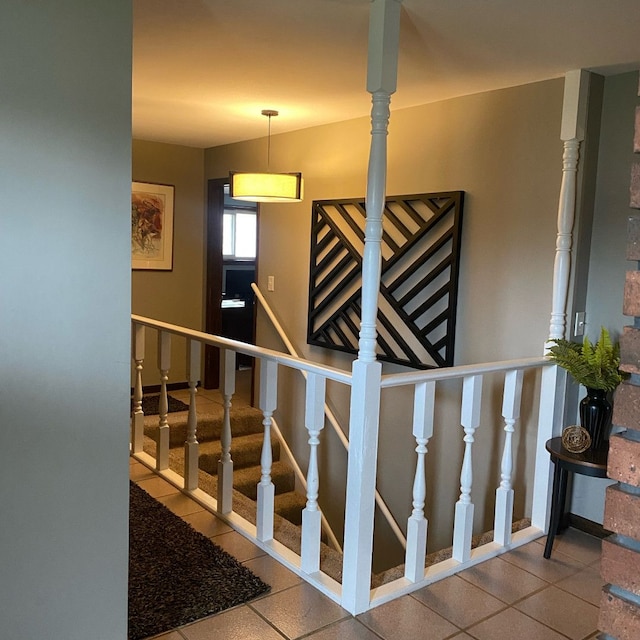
(133, 0, 640, 149)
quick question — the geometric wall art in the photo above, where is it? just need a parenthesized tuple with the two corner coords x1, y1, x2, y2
(307, 191, 464, 368)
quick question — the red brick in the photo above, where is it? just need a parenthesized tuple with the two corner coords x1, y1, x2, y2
(627, 218, 640, 261)
(623, 270, 640, 316)
(601, 537, 640, 595)
(599, 588, 640, 640)
(608, 434, 640, 486)
(613, 382, 640, 432)
(604, 484, 640, 539)
(620, 326, 640, 373)
(632, 163, 640, 209)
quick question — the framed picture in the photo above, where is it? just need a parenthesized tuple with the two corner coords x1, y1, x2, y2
(131, 181, 175, 270)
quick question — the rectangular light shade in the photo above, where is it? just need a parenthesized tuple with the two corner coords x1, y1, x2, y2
(230, 171, 303, 203)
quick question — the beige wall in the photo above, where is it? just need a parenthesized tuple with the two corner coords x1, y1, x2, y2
(204, 79, 566, 566)
(132, 139, 205, 385)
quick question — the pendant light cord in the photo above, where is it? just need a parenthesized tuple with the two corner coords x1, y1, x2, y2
(261, 109, 278, 172)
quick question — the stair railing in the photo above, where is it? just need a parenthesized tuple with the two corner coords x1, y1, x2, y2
(252, 282, 407, 550)
(130, 314, 564, 616)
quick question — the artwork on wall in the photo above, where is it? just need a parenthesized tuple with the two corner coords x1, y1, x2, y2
(307, 191, 464, 369)
(131, 181, 175, 270)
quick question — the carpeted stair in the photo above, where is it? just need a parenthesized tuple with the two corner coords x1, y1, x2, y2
(142, 400, 308, 535)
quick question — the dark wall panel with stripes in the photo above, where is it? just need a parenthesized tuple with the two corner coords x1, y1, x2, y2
(307, 192, 464, 369)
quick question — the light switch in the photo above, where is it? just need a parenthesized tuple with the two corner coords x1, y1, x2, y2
(574, 312, 585, 337)
(267, 275, 275, 291)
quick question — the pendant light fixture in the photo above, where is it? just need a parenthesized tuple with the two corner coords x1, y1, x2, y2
(230, 109, 303, 203)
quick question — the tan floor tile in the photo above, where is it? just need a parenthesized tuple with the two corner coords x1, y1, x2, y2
(514, 585, 599, 640)
(181, 510, 233, 538)
(136, 476, 180, 498)
(555, 565, 604, 606)
(500, 540, 584, 583)
(358, 595, 459, 640)
(242, 554, 302, 594)
(157, 492, 204, 517)
(305, 617, 383, 640)
(451, 635, 475, 639)
(130, 461, 157, 481)
(180, 605, 285, 640)
(459, 556, 547, 604)
(412, 575, 506, 629)
(466, 607, 567, 640)
(535, 529, 602, 565)
(148, 632, 184, 640)
(211, 530, 266, 562)
(250, 582, 349, 639)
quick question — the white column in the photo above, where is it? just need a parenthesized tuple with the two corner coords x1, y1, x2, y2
(405, 381, 435, 582)
(156, 331, 171, 471)
(217, 349, 236, 514)
(342, 0, 401, 616)
(547, 70, 588, 343)
(301, 373, 327, 574)
(494, 369, 523, 546)
(184, 339, 200, 491)
(256, 358, 277, 542)
(452, 375, 482, 562)
(131, 323, 145, 453)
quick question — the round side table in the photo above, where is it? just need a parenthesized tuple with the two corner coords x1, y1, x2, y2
(544, 436, 608, 559)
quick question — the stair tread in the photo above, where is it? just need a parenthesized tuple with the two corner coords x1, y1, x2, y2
(233, 461, 295, 498)
(198, 432, 280, 473)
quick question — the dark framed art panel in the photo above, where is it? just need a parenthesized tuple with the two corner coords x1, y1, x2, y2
(307, 191, 464, 369)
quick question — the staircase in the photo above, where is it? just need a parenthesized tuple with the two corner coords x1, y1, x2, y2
(142, 398, 308, 529)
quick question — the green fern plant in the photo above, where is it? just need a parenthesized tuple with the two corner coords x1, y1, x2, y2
(547, 326, 624, 392)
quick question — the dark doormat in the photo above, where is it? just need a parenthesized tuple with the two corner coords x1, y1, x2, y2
(128, 481, 270, 640)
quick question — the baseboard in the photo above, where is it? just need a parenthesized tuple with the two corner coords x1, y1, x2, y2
(568, 513, 612, 539)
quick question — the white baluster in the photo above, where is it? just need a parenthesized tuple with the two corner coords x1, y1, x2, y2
(494, 369, 524, 546)
(256, 358, 277, 541)
(301, 373, 327, 574)
(453, 375, 483, 562)
(184, 339, 201, 491)
(405, 381, 435, 582)
(131, 323, 145, 453)
(156, 331, 171, 471)
(217, 349, 236, 514)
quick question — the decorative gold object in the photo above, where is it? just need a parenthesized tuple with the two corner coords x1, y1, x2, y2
(562, 425, 591, 453)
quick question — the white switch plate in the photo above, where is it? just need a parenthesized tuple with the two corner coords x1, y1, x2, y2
(267, 275, 275, 291)
(574, 312, 585, 336)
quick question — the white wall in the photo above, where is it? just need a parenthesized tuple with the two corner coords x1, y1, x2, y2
(0, 2, 131, 638)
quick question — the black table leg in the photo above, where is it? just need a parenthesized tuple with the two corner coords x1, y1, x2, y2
(544, 462, 567, 559)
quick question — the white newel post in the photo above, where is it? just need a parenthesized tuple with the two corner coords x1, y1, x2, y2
(218, 349, 236, 514)
(301, 372, 327, 574)
(405, 381, 435, 582)
(131, 323, 145, 453)
(452, 374, 482, 562)
(494, 369, 523, 546)
(184, 339, 200, 491)
(156, 331, 171, 471)
(547, 69, 588, 343)
(257, 358, 278, 542)
(532, 364, 567, 531)
(342, 0, 401, 615)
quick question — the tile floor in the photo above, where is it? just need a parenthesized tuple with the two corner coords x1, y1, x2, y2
(130, 457, 604, 640)
(135, 376, 604, 639)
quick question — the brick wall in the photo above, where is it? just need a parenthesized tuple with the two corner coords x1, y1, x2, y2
(598, 75, 640, 640)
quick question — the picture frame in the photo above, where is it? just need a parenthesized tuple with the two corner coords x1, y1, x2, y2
(131, 181, 175, 270)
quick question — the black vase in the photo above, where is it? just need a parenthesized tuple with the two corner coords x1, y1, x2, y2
(579, 387, 613, 451)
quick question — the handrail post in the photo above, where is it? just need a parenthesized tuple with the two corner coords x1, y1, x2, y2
(131, 322, 145, 453)
(342, 0, 401, 615)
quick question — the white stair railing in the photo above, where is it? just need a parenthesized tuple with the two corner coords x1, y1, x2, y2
(253, 282, 406, 550)
(130, 314, 563, 615)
